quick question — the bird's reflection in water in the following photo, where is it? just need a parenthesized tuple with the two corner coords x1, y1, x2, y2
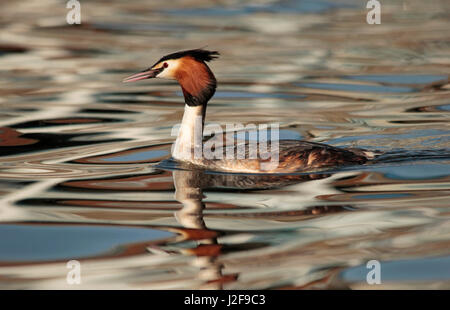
(173, 169, 227, 290)
(171, 168, 338, 289)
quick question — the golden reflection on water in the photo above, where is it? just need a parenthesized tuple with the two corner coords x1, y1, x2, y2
(0, 0, 449, 289)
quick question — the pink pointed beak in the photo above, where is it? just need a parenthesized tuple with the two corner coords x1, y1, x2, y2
(122, 67, 162, 83)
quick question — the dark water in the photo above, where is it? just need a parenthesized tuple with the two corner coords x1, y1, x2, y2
(0, 0, 449, 289)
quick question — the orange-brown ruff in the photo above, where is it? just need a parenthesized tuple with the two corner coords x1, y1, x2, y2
(176, 57, 216, 103)
(123, 48, 376, 173)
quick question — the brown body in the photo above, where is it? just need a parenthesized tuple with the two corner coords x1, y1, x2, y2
(181, 139, 370, 173)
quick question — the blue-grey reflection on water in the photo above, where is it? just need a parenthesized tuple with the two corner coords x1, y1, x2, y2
(341, 256, 450, 283)
(164, 0, 355, 16)
(0, 224, 174, 261)
(296, 82, 416, 93)
(353, 193, 411, 200)
(100, 150, 169, 163)
(234, 129, 303, 141)
(327, 129, 449, 146)
(437, 105, 450, 111)
(344, 75, 448, 85)
(0, 0, 449, 289)
(210, 91, 307, 99)
(371, 164, 450, 180)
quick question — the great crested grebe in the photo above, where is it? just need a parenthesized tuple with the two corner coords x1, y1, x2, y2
(123, 48, 377, 173)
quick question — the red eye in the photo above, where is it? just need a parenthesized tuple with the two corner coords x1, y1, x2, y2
(163, 62, 168, 68)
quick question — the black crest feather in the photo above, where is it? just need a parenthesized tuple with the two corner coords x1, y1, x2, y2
(153, 48, 219, 67)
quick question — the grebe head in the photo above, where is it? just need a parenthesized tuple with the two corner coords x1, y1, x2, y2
(123, 48, 219, 106)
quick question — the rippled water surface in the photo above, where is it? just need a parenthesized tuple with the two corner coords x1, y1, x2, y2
(0, 0, 449, 289)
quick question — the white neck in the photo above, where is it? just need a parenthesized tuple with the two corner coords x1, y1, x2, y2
(172, 104, 205, 161)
